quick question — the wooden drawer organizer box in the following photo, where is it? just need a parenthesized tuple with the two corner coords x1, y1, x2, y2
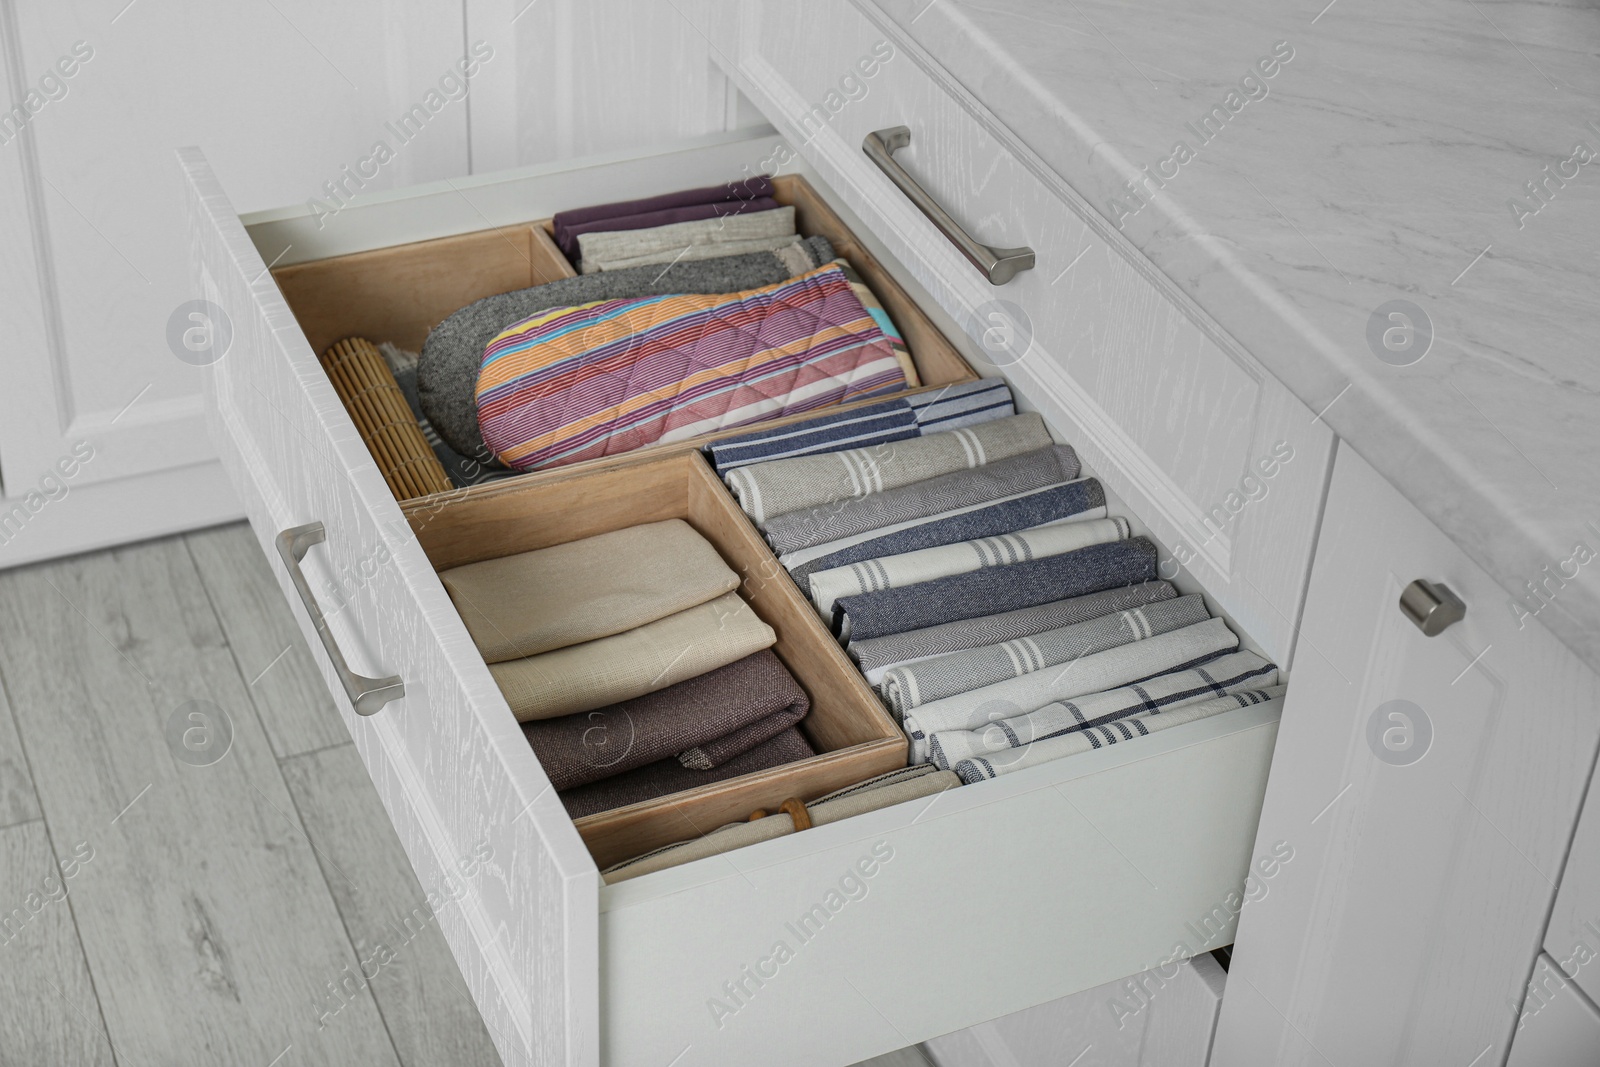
(268, 175, 977, 866)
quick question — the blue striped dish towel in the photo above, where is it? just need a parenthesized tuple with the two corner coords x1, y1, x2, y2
(833, 537, 1160, 642)
(950, 683, 1285, 782)
(703, 378, 1014, 474)
(877, 593, 1212, 716)
(901, 617, 1241, 762)
(785, 478, 1108, 587)
(927, 649, 1277, 770)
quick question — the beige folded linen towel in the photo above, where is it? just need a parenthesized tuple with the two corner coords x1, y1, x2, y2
(490, 591, 775, 721)
(577, 207, 799, 273)
(439, 519, 738, 663)
(601, 765, 959, 883)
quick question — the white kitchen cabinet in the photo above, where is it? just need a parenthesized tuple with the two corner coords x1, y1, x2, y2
(711, 0, 1333, 668)
(1212, 445, 1600, 1066)
(1506, 955, 1600, 1067)
(182, 122, 1294, 1065)
(0, 0, 733, 569)
(1545, 749, 1600, 1011)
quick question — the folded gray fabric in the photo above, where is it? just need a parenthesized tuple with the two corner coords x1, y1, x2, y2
(726, 412, 1053, 523)
(521, 650, 807, 791)
(416, 235, 835, 459)
(786, 478, 1108, 588)
(902, 617, 1241, 761)
(378, 343, 518, 488)
(851, 581, 1180, 683)
(761, 444, 1080, 554)
(879, 594, 1211, 716)
(577, 206, 798, 273)
(835, 537, 1160, 642)
(559, 727, 815, 819)
(601, 764, 958, 883)
(951, 684, 1285, 783)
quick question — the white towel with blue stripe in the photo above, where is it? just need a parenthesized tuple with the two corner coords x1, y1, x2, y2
(950, 683, 1285, 782)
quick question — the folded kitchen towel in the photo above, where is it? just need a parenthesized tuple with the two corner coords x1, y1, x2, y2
(521, 650, 808, 790)
(560, 726, 816, 819)
(725, 412, 1053, 524)
(489, 591, 775, 722)
(950, 684, 1285, 783)
(552, 176, 776, 255)
(559, 198, 781, 261)
(784, 478, 1107, 586)
(577, 206, 799, 273)
(702, 377, 1015, 475)
(905, 377, 1016, 433)
(477, 263, 908, 472)
(379, 342, 520, 488)
(417, 236, 836, 460)
(851, 581, 1179, 684)
(763, 443, 1080, 555)
(815, 517, 1132, 631)
(932, 651, 1278, 770)
(832, 258, 919, 387)
(901, 616, 1242, 761)
(879, 593, 1211, 716)
(440, 519, 737, 663)
(707, 401, 920, 474)
(601, 764, 958, 883)
(835, 537, 1160, 642)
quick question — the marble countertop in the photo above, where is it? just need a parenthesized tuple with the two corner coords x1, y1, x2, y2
(875, 0, 1600, 671)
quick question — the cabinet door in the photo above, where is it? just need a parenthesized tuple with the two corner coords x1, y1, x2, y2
(1212, 445, 1600, 1065)
(0, 0, 468, 565)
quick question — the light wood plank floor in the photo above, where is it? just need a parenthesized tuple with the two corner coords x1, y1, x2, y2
(0, 525, 927, 1067)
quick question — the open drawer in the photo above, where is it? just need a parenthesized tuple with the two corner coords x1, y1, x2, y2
(181, 130, 1285, 1067)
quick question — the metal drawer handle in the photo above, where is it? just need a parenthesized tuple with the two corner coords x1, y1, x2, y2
(1399, 578, 1466, 637)
(863, 126, 1036, 286)
(275, 522, 405, 716)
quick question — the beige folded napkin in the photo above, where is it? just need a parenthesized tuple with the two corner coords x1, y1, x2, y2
(489, 592, 775, 721)
(440, 519, 738, 663)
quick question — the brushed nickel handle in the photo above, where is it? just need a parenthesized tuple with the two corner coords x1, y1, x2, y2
(1399, 578, 1466, 637)
(276, 522, 405, 716)
(863, 126, 1036, 285)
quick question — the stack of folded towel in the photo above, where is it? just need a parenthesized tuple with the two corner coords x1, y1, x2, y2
(709, 382, 1282, 784)
(438, 519, 817, 818)
(384, 177, 925, 479)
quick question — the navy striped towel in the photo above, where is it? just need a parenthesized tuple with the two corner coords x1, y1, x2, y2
(704, 378, 1014, 475)
(833, 537, 1160, 642)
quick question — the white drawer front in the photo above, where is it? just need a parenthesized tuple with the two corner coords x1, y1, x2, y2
(181, 149, 597, 1067)
(722, 0, 1332, 668)
(601, 706, 1277, 1067)
(185, 133, 1288, 1067)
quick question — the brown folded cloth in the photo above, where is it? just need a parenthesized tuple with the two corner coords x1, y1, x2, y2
(521, 650, 809, 791)
(559, 727, 816, 819)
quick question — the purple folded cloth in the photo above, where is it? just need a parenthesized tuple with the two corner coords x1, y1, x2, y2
(522, 650, 809, 791)
(552, 176, 777, 258)
(560, 727, 817, 819)
(557, 198, 783, 260)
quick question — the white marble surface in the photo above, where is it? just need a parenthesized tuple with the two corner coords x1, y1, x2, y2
(871, 0, 1600, 671)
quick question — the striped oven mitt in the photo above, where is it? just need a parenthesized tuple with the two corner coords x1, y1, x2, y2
(475, 263, 909, 472)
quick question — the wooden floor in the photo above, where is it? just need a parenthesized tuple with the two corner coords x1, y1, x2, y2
(0, 525, 927, 1067)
